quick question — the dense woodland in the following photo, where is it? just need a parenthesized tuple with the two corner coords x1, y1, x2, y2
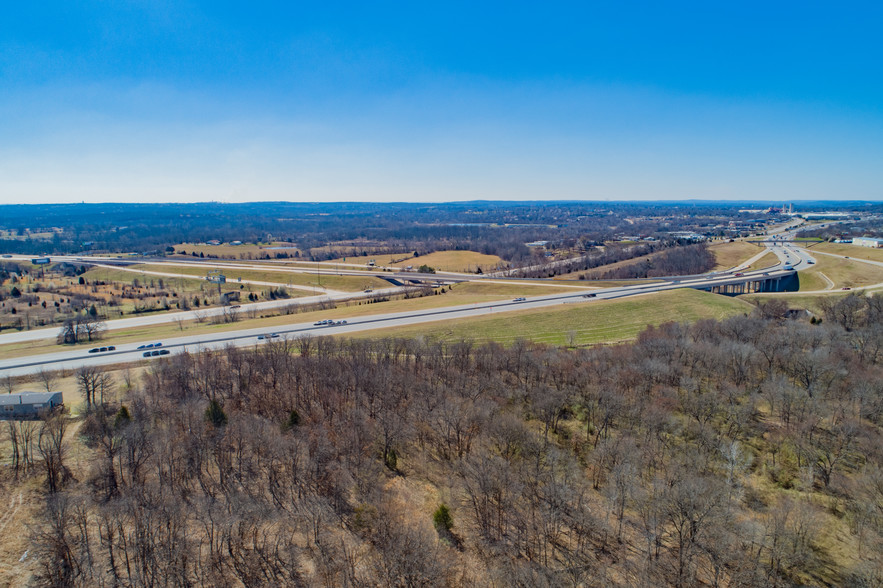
(5, 293, 883, 586)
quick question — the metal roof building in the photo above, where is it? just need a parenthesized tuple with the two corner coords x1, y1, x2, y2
(853, 237, 883, 248)
(0, 392, 64, 420)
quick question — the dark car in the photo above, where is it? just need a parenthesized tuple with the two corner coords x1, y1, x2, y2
(151, 350, 161, 356)
(137, 345, 146, 349)
(582, 293, 597, 298)
(107, 346, 116, 351)
(142, 351, 152, 357)
(159, 349, 170, 355)
(89, 348, 99, 353)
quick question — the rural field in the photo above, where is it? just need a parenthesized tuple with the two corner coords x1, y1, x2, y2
(354, 288, 752, 346)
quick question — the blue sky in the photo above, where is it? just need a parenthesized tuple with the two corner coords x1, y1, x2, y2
(1, 1, 882, 203)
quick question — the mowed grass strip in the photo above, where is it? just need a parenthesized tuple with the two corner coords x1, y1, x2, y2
(132, 264, 390, 292)
(349, 288, 753, 347)
(452, 281, 594, 297)
(749, 250, 780, 270)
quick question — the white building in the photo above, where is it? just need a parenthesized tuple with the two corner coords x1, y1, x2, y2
(853, 237, 883, 248)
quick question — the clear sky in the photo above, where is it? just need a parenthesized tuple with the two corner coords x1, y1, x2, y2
(1, 1, 882, 204)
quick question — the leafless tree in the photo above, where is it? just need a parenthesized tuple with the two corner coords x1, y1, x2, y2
(38, 368, 58, 393)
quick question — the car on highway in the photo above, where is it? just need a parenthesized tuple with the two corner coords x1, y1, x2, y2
(257, 335, 265, 340)
(88, 346, 116, 353)
(143, 349, 170, 357)
(334, 321, 347, 326)
(842, 287, 851, 291)
(582, 293, 597, 298)
(808, 260, 815, 264)
(734, 272, 743, 277)
(513, 297, 526, 302)
(270, 332, 280, 337)
(1, 254, 11, 258)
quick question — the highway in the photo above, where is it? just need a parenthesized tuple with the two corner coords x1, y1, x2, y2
(0, 239, 804, 377)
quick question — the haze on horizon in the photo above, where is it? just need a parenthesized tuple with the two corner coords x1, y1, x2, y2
(1, 2, 882, 205)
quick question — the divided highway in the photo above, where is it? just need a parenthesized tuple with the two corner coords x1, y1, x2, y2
(0, 240, 807, 377)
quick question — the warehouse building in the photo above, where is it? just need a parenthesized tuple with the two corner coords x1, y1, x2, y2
(853, 237, 883, 248)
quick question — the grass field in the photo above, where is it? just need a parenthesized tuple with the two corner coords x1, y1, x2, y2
(797, 255, 883, 291)
(389, 250, 504, 273)
(173, 242, 300, 258)
(133, 264, 391, 292)
(81, 267, 210, 292)
(350, 288, 753, 347)
(749, 250, 779, 270)
(445, 281, 592, 297)
(709, 240, 764, 271)
(810, 242, 883, 263)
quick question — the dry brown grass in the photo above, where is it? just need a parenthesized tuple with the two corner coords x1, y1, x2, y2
(811, 242, 883, 263)
(709, 240, 763, 271)
(389, 250, 504, 273)
(173, 242, 300, 259)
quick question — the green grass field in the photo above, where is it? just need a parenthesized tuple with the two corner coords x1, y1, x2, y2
(350, 288, 753, 347)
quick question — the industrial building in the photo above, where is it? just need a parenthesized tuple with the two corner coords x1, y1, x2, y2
(0, 392, 64, 420)
(853, 237, 883, 248)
